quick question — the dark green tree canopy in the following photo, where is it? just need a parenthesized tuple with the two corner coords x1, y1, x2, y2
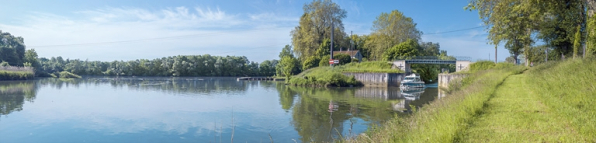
(382, 39, 420, 61)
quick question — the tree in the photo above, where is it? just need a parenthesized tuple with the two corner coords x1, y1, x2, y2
(291, 0, 347, 61)
(368, 10, 422, 60)
(279, 45, 295, 59)
(279, 56, 299, 80)
(382, 39, 420, 61)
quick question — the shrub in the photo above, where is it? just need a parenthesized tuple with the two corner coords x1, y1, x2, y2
(319, 55, 330, 67)
(302, 56, 320, 70)
(58, 71, 82, 78)
(333, 53, 352, 65)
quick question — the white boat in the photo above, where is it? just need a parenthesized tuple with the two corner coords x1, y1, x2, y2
(400, 74, 425, 91)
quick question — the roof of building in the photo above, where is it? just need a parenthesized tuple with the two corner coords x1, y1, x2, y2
(332, 50, 360, 57)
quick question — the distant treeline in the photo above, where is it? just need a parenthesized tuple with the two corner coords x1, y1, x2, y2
(37, 55, 278, 77)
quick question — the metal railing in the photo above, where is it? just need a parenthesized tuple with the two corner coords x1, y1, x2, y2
(393, 56, 471, 61)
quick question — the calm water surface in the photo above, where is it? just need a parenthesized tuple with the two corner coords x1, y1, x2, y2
(0, 77, 438, 142)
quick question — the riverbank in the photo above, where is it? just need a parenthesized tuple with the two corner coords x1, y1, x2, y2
(0, 67, 35, 80)
(348, 62, 525, 142)
(348, 58, 596, 142)
(288, 61, 401, 87)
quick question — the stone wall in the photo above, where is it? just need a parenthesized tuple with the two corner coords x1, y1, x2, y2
(343, 73, 406, 87)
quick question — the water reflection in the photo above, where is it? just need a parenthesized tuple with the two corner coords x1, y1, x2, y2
(0, 78, 438, 142)
(0, 81, 38, 116)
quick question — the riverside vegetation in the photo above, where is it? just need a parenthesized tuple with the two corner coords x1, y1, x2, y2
(348, 58, 596, 142)
(287, 61, 401, 87)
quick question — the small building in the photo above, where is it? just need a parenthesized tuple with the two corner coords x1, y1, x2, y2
(332, 50, 363, 62)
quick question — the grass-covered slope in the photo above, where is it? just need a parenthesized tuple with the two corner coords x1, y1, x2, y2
(348, 63, 525, 142)
(288, 61, 402, 87)
(525, 58, 596, 141)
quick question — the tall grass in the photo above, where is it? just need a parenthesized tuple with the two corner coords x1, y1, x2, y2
(526, 58, 596, 140)
(347, 64, 526, 142)
(0, 66, 34, 80)
(337, 61, 402, 73)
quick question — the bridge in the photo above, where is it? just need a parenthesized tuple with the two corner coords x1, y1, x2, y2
(391, 56, 472, 73)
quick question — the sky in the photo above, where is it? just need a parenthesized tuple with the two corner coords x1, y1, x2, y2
(0, 0, 511, 62)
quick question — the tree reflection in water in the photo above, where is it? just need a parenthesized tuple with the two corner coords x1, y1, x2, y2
(0, 80, 38, 117)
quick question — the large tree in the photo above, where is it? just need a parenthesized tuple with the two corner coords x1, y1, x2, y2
(467, 0, 589, 64)
(291, 0, 347, 61)
(367, 10, 422, 60)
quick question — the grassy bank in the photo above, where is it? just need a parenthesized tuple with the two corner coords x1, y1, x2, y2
(459, 74, 585, 142)
(348, 64, 525, 142)
(525, 58, 596, 141)
(288, 61, 401, 87)
(0, 70, 35, 80)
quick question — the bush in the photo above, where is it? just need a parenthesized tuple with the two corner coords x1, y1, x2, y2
(302, 56, 320, 70)
(58, 71, 82, 78)
(288, 66, 361, 87)
(319, 55, 330, 67)
(333, 53, 352, 65)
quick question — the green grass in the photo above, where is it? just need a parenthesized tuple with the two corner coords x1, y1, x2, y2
(0, 70, 34, 80)
(525, 58, 596, 141)
(289, 61, 401, 87)
(458, 74, 585, 142)
(337, 61, 402, 73)
(347, 64, 526, 142)
(346, 58, 596, 142)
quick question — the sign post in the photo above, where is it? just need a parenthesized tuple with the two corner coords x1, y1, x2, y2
(329, 59, 334, 65)
(333, 60, 339, 64)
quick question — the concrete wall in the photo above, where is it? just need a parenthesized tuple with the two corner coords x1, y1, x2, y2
(455, 61, 471, 72)
(438, 73, 468, 88)
(343, 73, 406, 87)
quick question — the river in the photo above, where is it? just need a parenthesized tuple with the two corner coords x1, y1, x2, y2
(0, 77, 438, 142)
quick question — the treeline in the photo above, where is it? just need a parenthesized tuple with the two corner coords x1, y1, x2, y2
(468, 0, 596, 65)
(37, 55, 278, 77)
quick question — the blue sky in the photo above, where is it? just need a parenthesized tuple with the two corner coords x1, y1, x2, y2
(0, 0, 510, 62)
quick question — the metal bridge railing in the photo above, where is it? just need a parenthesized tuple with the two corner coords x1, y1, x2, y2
(393, 56, 471, 61)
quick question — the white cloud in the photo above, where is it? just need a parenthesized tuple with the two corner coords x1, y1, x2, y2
(0, 6, 296, 62)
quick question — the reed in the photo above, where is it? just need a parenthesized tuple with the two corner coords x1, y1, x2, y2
(0, 66, 34, 80)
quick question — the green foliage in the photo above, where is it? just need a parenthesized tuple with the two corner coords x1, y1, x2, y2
(302, 56, 320, 70)
(37, 55, 274, 77)
(0, 31, 26, 66)
(58, 71, 81, 78)
(588, 15, 596, 56)
(332, 53, 351, 65)
(319, 55, 330, 67)
(367, 10, 421, 60)
(288, 66, 360, 87)
(279, 56, 299, 80)
(468, 60, 496, 72)
(382, 39, 419, 61)
(0, 61, 8, 67)
(573, 25, 581, 59)
(291, 0, 347, 60)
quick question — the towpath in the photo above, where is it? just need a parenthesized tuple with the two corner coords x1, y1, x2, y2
(459, 74, 585, 142)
